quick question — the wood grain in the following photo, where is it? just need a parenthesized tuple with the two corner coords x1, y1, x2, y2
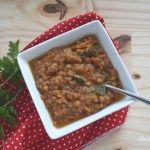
(0, 0, 82, 56)
(0, 0, 150, 149)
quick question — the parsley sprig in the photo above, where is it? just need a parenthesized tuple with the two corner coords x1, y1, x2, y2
(0, 40, 24, 138)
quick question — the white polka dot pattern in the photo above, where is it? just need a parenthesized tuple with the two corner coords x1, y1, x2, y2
(0, 12, 129, 150)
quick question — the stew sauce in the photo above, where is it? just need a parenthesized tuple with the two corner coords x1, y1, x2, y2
(29, 35, 123, 128)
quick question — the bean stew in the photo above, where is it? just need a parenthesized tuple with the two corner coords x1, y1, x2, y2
(29, 35, 123, 128)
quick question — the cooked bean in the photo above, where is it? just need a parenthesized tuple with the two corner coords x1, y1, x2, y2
(45, 99, 52, 107)
(83, 106, 91, 114)
(43, 85, 49, 92)
(74, 100, 81, 107)
(64, 53, 82, 63)
(47, 63, 58, 75)
(56, 98, 63, 104)
(93, 98, 99, 103)
(85, 99, 91, 105)
(77, 106, 83, 113)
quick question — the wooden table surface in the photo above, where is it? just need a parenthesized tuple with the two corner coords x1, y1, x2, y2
(0, 0, 150, 149)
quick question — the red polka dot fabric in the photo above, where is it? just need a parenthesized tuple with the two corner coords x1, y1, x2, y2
(0, 12, 129, 150)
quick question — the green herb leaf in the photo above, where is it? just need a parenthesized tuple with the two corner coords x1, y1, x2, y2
(95, 84, 106, 95)
(4, 106, 17, 118)
(0, 40, 24, 139)
(0, 107, 16, 126)
(0, 124, 4, 139)
(9, 106, 17, 116)
(0, 89, 13, 106)
(71, 75, 85, 85)
(7, 40, 20, 61)
(0, 40, 23, 85)
(82, 47, 98, 57)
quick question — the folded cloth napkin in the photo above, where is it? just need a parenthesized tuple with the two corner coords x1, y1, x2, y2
(0, 12, 128, 150)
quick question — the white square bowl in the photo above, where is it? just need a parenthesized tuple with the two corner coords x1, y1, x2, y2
(17, 20, 138, 139)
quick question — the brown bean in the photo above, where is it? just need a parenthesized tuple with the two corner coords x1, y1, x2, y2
(43, 85, 49, 92)
(93, 98, 99, 103)
(89, 106, 94, 113)
(108, 91, 114, 99)
(47, 63, 58, 75)
(72, 93, 79, 99)
(99, 103, 104, 109)
(74, 100, 81, 107)
(83, 106, 91, 114)
(77, 107, 83, 113)
(80, 95, 85, 101)
(41, 95, 47, 100)
(45, 99, 52, 107)
(61, 104, 67, 109)
(85, 99, 91, 105)
(98, 96, 105, 102)
(66, 64, 72, 69)
(94, 104, 100, 110)
(61, 109, 67, 116)
(84, 58, 90, 63)
(51, 96, 57, 101)
(64, 54, 82, 63)
(53, 111, 59, 118)
(56, 99, 63, 104)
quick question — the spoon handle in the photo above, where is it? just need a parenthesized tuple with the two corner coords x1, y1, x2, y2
(105, 84, 150, 104)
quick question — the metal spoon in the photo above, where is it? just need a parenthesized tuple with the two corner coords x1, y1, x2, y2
(99, 84, 150, 104)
